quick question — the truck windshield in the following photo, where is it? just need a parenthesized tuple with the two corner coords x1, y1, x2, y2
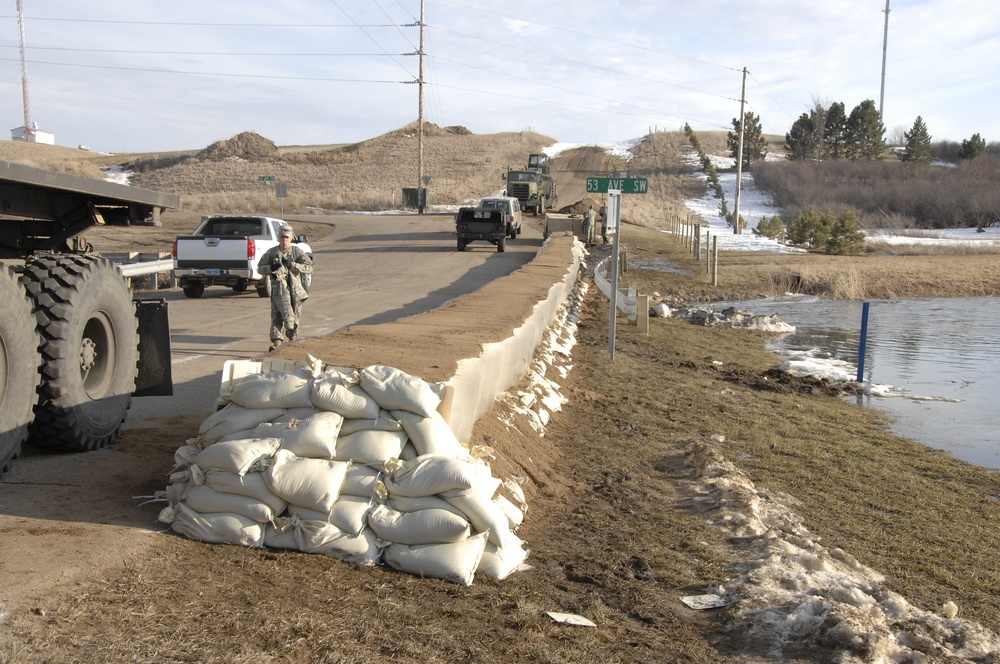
(507, 172, 537, 183)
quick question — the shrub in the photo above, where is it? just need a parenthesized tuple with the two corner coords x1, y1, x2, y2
(825, 210, 867, 255)
(754, 215, 786, 241)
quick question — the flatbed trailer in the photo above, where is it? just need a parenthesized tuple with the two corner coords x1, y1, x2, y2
(0, 159, 179, 476)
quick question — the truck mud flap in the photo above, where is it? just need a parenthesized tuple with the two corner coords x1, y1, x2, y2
(134, 298, 173, 397)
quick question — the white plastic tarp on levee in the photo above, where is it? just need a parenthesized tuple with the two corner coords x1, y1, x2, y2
(445, 241, 583, 444)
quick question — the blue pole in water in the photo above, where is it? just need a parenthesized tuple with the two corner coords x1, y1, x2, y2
(856, 301, 870, 382)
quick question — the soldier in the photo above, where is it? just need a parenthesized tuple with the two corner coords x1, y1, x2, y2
(599, 202, 608, 244)
(583, 205, 596, 245)
(258, 224, 313, 352)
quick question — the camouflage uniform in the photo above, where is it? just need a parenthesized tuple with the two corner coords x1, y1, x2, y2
(259, 243, 313, 347)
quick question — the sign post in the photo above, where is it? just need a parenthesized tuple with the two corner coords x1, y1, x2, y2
(608, 190, 622, 360)
(258, 175, 275, 215)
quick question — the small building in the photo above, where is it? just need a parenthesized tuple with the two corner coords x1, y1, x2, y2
(11, 123, 55, 145)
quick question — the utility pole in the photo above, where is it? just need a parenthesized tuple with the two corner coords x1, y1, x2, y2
(16, 0, 32, 141)
(416, 0, 425, 214)
(879, 0, 890, 120)
(732, 67, 747, 235)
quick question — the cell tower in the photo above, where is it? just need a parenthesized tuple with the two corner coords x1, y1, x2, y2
(16, 0, 33, 142)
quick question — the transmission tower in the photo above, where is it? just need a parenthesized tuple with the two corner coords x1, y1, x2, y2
(16, 0, 33, 141)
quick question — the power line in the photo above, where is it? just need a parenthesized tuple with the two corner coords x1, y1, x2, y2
(0, 15, 398, 27)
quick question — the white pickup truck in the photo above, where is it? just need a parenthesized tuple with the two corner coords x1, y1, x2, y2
(172, 215, 312, 298)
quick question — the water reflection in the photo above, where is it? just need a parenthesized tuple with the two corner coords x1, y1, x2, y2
(713, 296, 1000, 470)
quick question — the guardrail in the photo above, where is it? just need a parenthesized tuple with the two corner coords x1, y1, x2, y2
(103, 252, 175, 290)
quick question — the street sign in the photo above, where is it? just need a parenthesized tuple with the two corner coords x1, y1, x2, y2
(258, 175, 275, 183)
(585, 177, 648, 194)
(275, 182, 288, 198)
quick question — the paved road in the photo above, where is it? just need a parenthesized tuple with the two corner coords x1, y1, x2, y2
(126, 213, 544, 429)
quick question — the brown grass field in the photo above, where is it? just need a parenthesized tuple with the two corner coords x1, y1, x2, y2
(1, 128, 998, 663)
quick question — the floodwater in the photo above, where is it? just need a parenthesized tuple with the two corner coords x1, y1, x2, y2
(714, 296, 1000, 471)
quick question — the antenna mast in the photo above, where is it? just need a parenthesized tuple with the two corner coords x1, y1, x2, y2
(16, 0, 33, 141)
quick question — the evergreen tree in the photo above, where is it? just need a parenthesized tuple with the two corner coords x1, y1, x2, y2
(727, 111, 767, 168)
(845, 100, 886, 160)
(901, 116, 933, 164)
(958, 133, 987, 160)
(824, 102, 848, 158)
(785, 113, 817, 161)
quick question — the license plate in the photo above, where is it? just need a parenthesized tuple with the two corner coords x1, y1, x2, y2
(205, 268, 220, 276)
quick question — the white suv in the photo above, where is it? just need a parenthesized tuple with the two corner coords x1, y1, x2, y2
(479, 196, 523, 239)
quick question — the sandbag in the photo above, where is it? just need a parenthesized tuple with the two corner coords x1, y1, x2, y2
(265, 517, 381, 565)
(341, 465, 382, 498)
(367, 504, 471, 545)
(204, 468, 288, 514)
(257, 411, 344, 459)
(273, 407, 324, 423)
(495, 494, 525, 529)
(230, 371, 312, 409)
(392, 409, 467, 458)
(443, 490, 513, 548)
(289, 496, 373, 537)
(198, 405, 285, 444)
(334, 429, 407, 465)
(194, 437, 281, 476)
(477, 541, 529, 580)
(215, 428, 259, 443)
(310, 372, 380, 419)
(359, 365, 441, 418)
(388, 494, 468, 521)
(181, 484, 278, 523)
(383, 455, 495, 498)
(382, 532, 488, 586)
(265, 449, 349, 513)
(339, 410, 402, 436)
(161, 503, 264, 547)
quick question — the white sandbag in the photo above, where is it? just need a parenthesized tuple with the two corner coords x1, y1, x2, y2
(334, 429, 407, 465)
(383, 455, 495, 498)
(265, 449, 349, 513)
(310, 372, 380, 419)
(160, 503, 264, 547)
(391, 409, 468, 458)
(443, 490, 513, 548)
(194, 437, 281, 476)
(359, 365, 441, 418)
(256, 411, 343, 459)
(204, 468, 288, 514)
(477, 541, 529, 580)
(198, 405, 285, 444)
(215, 428, 259, 443)
(388, 494, 468, 520)
(230, 371, 313, 409)
(367, 504, 471, 545)
(265, 517, 381, 565)
(289, 495, 373, 537)
(496, 494, 525, 528)
(182, 484, 278, 523)
(272, 407, 323, 423)
(341, 465, 382, 498)
(382, 531, 488, 586)
(173, 444, 201, 468)
(339, 410, 403, 436)
(399, 441, 418, 461)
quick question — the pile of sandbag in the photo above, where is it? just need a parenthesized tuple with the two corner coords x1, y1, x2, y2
(159, 363, 529, 586)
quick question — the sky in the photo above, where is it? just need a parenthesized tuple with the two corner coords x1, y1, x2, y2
(1, 1, 998, 154)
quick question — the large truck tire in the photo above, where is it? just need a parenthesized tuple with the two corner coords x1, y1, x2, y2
(257, 277, 272, 298)
(0, 262, 41, 474)
(20, 255, 139, 452)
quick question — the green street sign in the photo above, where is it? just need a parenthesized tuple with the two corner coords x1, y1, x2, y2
(586, 177, 648, 194)
(258, 175, 275, 182)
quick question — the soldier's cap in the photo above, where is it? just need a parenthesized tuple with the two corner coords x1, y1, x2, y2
(279, 225, 294, 238)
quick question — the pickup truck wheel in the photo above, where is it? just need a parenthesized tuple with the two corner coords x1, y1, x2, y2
(497, 236, 506, 253)
(0, 263, 40, 475)
(257, 277, 272, 298)
(232, 282, 248, 294)
(20, 255, 139, 452)
(183, 282, 205, 298)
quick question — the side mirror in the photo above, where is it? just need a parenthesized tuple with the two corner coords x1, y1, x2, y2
(296, 235, 308, 243)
